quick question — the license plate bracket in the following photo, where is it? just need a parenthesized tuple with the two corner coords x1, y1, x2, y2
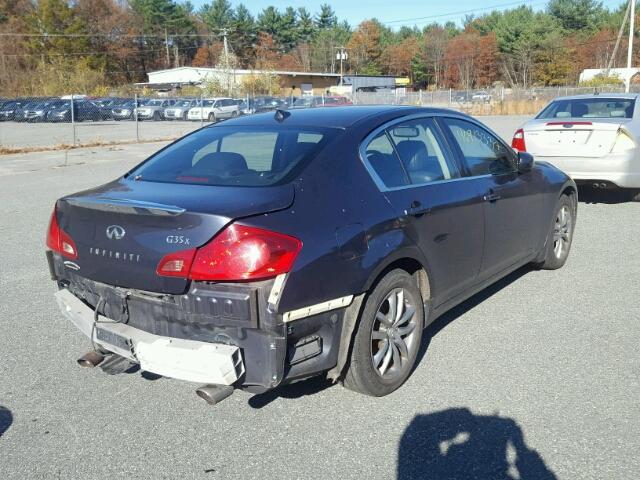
(96, 327, 131, 352)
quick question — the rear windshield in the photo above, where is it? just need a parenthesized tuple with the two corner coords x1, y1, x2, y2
(537, 98, 635, 119)
(129, 125, 337, 186)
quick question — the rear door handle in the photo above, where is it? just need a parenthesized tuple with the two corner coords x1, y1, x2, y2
(404, 201, 431, 217)
(483, 191, 501, 202)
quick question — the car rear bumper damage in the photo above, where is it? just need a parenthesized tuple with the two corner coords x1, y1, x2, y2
(48, 251, 352, 393)
(56, 288, 245, 385)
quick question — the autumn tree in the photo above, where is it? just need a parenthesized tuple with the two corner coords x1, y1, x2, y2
(347, 20, 383, 75)
(381, 37, 420, 76)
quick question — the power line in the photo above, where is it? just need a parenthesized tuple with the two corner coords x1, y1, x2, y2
(382, 0, 549, 25)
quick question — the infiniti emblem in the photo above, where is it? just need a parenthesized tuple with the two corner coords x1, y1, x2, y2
(106, 225, 126, 240)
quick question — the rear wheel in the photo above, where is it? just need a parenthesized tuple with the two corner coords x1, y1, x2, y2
(343, 269, 424, 396)
(208, 112, 216, 122)
(535, 194, 575, 270)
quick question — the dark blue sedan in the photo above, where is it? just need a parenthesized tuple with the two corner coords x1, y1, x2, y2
(46, 106, 577, 402)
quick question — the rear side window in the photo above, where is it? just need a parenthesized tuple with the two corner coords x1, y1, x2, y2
(364, 132, 410, 188)
(387, 118, 459, 184)
(442, 118, 514, 176)
(130, 126, 336, 186)
(537, 98, 635, 119)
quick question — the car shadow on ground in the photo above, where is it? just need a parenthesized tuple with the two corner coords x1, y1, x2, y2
(397, 408, 557, 480)
(0, 405, 13, 438)
(578, 186, 639, 204)
(248, 266, 534, 409)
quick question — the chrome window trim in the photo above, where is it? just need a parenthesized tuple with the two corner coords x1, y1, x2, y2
(359, 112, 500, 192)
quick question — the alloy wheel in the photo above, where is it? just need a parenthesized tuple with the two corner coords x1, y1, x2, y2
(370, 288, 419, 380)
(553, 205, 572, 259)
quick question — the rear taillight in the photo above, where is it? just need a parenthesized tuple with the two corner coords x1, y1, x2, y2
(156, 224, 302, 281)
(611, 129, 636, 153)
(156, 248, 196, 277)
(46, 206, 78, 259)
(511, 128, 526, 152)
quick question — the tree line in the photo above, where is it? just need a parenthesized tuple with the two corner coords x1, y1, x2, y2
(0, 0, 636, 96)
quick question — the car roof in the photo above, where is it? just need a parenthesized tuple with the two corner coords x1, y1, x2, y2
(211, 105, 459, 129)
(551, 93, 640, 101)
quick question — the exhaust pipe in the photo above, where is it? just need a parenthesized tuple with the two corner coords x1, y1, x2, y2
(600, 182, 607, 189)
(592, 182, 600, 189)
(77, 351, 104, 368)
(196, 385, 234, 405)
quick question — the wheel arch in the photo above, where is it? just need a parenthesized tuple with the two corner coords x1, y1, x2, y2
(363, 254, 432, 306)
(326, 251, 433, 383)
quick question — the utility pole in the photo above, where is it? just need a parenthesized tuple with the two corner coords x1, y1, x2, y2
(222, 28, 230, 66)
(164, 28, 170, 68)
(335, 47, 347, 86)
(606, 0, 632, 75)
(627, 0, 636, 92)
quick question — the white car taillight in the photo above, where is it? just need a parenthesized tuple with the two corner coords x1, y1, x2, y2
(611, 129, 636, 153)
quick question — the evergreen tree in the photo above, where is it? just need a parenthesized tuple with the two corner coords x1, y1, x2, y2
(200, 0, 234, 31)
(315, 4, 337, 29)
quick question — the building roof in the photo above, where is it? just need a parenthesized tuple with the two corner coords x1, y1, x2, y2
(148, 66, 342, 77)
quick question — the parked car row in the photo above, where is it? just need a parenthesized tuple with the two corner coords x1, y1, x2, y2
(0, 95, 354, 123)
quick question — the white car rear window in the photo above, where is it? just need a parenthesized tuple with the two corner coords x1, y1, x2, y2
(537, 98, 635, 119)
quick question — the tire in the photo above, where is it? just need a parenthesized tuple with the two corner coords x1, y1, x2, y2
(208, 112, 216, 122)
(343, 269, 424, 396)
(535, 194, 575, 270)
(624, 188, 640, 202)
(231, 110, 238, 117)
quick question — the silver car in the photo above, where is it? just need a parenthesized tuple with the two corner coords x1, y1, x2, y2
(135, 99, 176, 121)
(163, 99, 198, 121)
(513, 94, 640, 193)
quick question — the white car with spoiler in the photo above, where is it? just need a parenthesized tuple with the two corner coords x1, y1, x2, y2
(512, 94, 640, 194)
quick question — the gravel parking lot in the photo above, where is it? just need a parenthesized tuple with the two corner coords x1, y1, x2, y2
(0, 116, 638, 479)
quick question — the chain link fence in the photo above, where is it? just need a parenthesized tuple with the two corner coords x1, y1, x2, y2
(2, 85, 640, 152)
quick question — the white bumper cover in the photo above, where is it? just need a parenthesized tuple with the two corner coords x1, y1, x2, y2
(535, 151, 640, 188)
(55, 289, 244, 385)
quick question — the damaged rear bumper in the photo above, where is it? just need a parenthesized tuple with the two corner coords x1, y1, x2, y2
(56, 289, 245, 385)
(49, 252, 351, 392)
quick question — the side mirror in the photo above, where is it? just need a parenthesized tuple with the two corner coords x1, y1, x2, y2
(517, 151, 534, 173)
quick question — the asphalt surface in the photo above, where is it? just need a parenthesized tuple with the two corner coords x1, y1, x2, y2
(0, 116, 639, 479)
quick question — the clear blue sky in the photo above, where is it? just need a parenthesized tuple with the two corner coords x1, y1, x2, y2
(190, 0, 629, 28)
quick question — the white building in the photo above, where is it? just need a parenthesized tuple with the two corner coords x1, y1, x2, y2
(143, 67, 342, 96)
(579, 67, 640, 86)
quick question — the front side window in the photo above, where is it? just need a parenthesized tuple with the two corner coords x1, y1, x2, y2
(387, 118, 460, 185)
(442, 118, 515, 176)
(130, 126, 336, 187)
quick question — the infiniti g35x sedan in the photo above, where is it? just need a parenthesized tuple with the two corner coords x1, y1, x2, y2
(47, 106, 577, 403)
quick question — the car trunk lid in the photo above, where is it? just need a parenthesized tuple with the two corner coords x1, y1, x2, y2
(523, 118, 630, 158)
(56, 178, 294, 294)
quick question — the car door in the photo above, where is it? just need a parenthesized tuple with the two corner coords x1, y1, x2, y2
(220, 98, 233, 118)
(439, 116, 544, 280)
(361, 116, 486, 306)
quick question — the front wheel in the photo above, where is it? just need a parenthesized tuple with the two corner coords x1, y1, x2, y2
(208, 112, 216, 122)
(343, 269, 424, 396)
(535, 194, 575, 270)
